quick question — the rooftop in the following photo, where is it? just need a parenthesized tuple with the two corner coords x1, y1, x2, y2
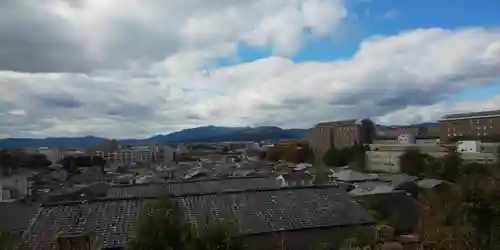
(22, 198, 146, 250)
(22, 186, 373, 249)
(180, 186, 374, 235)
(441, 109, 500, 120)
(315, 119, 361, 127)
(106, 177, 279, 198)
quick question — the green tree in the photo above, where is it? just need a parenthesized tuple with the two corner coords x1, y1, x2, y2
(23, 154, 52, 169)
(395, 181, 421, 199)
(129, 198, 243, 250)
(128, 199, 188, 250)
(439, 146, 462, 182)
(339, 224, 404, 250)
(313, 165, 330, 185)
(398, 148, 428, 176)
(322, 148, 345, 167)
(189, 220, 242, 250)
(348, 144, 368, 171)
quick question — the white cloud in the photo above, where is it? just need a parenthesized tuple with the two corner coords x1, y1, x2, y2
(382, 10, 400, 20)
(0, 0, 499, 138)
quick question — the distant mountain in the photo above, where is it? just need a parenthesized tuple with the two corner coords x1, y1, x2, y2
(0, 126, 308, 149)
(158, 126, 307, 143)
(0, 136, 106, 149)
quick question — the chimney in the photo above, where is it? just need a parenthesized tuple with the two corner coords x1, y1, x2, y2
(56, 232, 98, 250)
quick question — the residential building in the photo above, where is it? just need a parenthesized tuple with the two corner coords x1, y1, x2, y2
(460, 152, 497, 164)
(366, 144, 447, 173)
(0, 173, 31, 202)
(366, 140, 497, 173)
(96, 148, 153, 165)
(439, 109, 500, 142)
(376, 124, 439, 138)
(276, 171, 313, 187)
(310, 119, 375, 162)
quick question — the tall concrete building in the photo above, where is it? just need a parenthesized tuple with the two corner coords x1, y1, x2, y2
(310, 119, 375, 162)
(439, 110, 500, 142)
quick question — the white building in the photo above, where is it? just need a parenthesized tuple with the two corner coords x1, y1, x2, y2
(367, 140, 498, 173)
(456, 140, 481, 153)
(97, 144, 175, 165)
(0, 174, 30, 202)
(97, 149, 152, 165)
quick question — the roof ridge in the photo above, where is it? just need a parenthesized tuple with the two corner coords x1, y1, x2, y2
(41, 185, 345, 206)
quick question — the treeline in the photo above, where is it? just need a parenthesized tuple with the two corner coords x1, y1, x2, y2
(393, 147, 500, 249)
(265, 143, 315, 164)
(0, 149, 52, 175)
(0, 149, 106, 175)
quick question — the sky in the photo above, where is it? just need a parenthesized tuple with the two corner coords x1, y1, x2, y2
(0, 0, 499, 139)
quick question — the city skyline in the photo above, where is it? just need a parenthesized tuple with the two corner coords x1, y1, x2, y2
(0, 0, 499, 139)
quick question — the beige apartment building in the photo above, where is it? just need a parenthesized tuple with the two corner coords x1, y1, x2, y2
(366, 135, 498, 173)
(439, 109, 500, 142)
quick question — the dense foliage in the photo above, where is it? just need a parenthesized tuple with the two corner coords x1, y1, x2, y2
(322, 145, 368, 169)
(128, 198, 242, 250)
(266, 143, 315, 163)
(397, 147, 500, 250)
(0, 149, 52, 175)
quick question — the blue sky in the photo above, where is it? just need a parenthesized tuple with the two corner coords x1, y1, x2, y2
(235, 0, 500, 101)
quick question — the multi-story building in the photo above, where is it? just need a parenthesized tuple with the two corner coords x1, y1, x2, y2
(310, 119, 375, 162)
(366, 138, 498, 173)
(376, 124, 440, 139)
(439, 110, 500, 142)
(97, 144, 175, 166)
(97, 148, 152, 165)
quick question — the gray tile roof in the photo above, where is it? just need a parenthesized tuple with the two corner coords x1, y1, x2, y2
(331, 169, 378, 182)
(106, 177, 279, 198)
(22, 199, 147, 250)
(376, 173, 418, 187)
(0, 203, 37, 231)
(180, 187, 374, 235)
(415, 178, 444, 189)
(349, 181, 395, 196)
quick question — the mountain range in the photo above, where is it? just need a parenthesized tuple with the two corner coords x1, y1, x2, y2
(0, 126, 309, 149)
(0, 122, 438, 149)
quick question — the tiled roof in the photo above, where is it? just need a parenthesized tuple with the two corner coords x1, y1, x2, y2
(180, 187, 374, 235)
(376, 173, 418, 187)
(106, 177, 279, 198)
(349, 181, 395, 196)
(0, 203, 37, 231)
(22, 199, 147, 250)
(415, 178, 444, 189)
(282, 171, 313, 182)
(331, 169, 377, 182)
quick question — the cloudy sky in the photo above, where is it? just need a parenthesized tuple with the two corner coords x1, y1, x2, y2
(0, 0, 499, 139)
